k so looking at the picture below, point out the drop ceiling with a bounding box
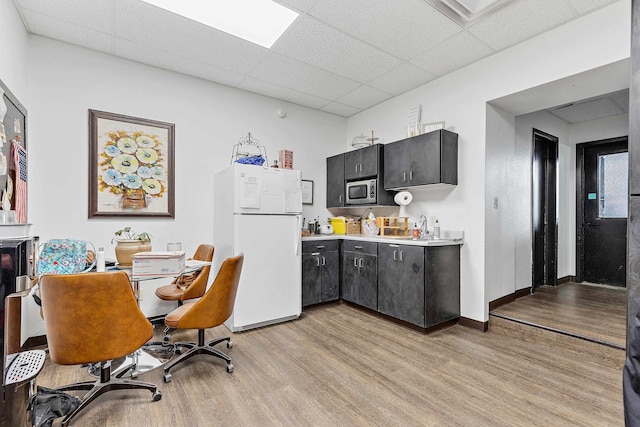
[12,0,622,117]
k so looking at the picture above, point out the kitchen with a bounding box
[0,0,629,334]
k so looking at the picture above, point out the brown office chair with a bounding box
[39,271,162,427]
[155,244,214,306]
[154,244,214,341]
[162,253,243,383]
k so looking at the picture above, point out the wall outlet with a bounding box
[493,197,499,209]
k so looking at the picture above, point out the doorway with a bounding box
[531,129,558,293]
[576,137,628,287]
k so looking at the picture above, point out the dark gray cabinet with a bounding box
[344,144,381,180]
[326,154,345,207]
[378,244,426,327]
[302,240,340,307]
[377,243,460,328]
[341,240,377,310]
[384,129,458,190]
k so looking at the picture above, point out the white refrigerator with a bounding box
[214,163,302,332]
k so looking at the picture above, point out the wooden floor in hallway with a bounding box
[37,302,622,426]
[490,281,626,348]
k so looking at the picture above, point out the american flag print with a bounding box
[10,142,26,223]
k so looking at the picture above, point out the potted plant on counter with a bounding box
[112,226,152,267]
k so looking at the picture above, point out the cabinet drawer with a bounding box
[303,240,340,254]
[342,240,377,255]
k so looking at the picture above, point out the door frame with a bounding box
[575,136,628,283]
[531,128,559,293]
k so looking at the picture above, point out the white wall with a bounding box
[345,0,631,322]
[26,36,346,316]
[0,0,29,101]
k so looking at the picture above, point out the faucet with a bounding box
[419,215,428,239]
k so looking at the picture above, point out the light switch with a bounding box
[493,197,499,209]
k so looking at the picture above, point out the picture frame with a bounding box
[88,109,175,218]
[301,179,313,205]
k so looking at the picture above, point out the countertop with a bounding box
[302,230,464,247]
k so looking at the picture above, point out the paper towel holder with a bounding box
[394,191,413,218]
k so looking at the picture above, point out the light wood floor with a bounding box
[491,282,627,348]
[38,303,623,426]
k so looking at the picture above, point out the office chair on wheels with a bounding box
[154,244,214,341]
[39,271,162,426]
[162,253,243,383]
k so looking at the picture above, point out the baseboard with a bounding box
[458,316,488,332]
[557,275,576,284]
[488,287,531,311]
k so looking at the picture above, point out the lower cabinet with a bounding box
[378,244,425,327]
[302,240,340,307]
[378,244,460,328]
[302,238,461,329]
[341,240,378,310]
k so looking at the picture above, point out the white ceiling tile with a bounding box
[16,0,113,33]
[249,52,360,99]
[20,9,113,54]
[114,38,246,87]
[273,0,320,13]
[367,63,436,95]
[309,0,462,59]
[411,31,494,76]
[467,0,578,51]
[272,15,402,82]
[549,97,624,123]
[320,102,361,117]
[567,0,618,14]
[238,77,331,109]
[114,0,268,75]
[336,85,393,110]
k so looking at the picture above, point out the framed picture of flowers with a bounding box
[88,110,175,218]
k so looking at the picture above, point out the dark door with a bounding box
[578,138,628,287]
[532,129,558,291]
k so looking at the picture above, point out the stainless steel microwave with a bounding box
[346,179,377,205]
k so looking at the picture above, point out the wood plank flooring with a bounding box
[491,282,626,348]
[37,303,623,426]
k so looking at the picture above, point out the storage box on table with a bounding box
[131,251,186,278]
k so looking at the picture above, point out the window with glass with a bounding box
[598,152,628,218]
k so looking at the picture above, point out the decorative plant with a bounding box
[112,226,152,243]
[99,130,167,207]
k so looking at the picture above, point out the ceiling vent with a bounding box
[424,0,514,27]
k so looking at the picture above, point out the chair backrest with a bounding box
[39,271,153,365]
[176,253,244,330]
[180,244,214,301]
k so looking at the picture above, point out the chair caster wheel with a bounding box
[153,390,162,401]
[163,335,171,342]
[227,340,233,349]
[163,373,172,383]
[226,364,234,373]
[131,372,138,379]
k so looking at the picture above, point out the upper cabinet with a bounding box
[384,130,458,190]
[344,144,382,180]
[326,153,345,208]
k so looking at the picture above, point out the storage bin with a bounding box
[346,219,361,234]
[330,217,346,234]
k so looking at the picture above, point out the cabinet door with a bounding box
[383,139,410,189]
[378,244,425,327]
[408,132,441,186]
[320,251,340,302]
[341,251,377,310]
[302,253,321,306]
[344,145,379,180]
[327,154,345,207]
[425,245,460,327]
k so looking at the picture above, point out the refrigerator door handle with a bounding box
[295,215,302,255]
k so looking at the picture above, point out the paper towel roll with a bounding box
[394,191,413,206]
